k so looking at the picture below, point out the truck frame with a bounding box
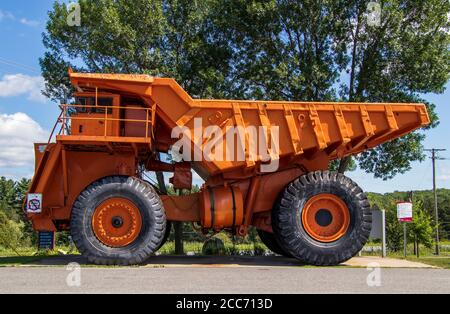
[25,71,430,265]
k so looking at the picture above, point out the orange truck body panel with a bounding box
[67,72,430,177]
[26,72,430,233]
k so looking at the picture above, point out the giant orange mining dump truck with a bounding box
[25,71,430,265]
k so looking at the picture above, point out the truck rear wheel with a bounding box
[272,171,372,266]
[257,229,291,257]
[71,176,167,265]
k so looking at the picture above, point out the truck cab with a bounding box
[71,92,120,137]
[69,92,151,138]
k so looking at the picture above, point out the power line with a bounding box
[0,57,40,74]
[424,148,447,256]
[414,160,432,191]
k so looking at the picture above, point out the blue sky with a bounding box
[0,0,448,193]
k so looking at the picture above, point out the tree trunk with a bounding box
[338,156,351,174]
[348,8,362,103]
[155,153,168,195]
[338,10,362,175]
[413,235,417,256]
[156,171,167,195]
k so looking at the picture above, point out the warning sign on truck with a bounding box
[27,194,42,214]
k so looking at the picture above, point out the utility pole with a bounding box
[424,148,447,256]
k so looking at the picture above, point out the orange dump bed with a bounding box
[68,72,430,176]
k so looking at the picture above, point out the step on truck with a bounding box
[25,71,430,265]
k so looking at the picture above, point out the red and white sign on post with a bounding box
[27,193,42,214]
[397,202,413,223]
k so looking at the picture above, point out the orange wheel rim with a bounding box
[301,194,350,243]
[92,198,142,248]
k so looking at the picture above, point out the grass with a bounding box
[158,241,204,255]
[0,246,78,267]
[359,246,450,269]
[362,241,450,256]
[406,257,450,269]
[360,242,450,268]
[158,241,261,255]
[0,242,265,266]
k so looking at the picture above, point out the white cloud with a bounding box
[0,74,47,103]
[19,18,39,27]
[0,171,34,181]
[0,11,40,27]
[0,10,15,22]
[0,112,48,168]
[438,166,450,181]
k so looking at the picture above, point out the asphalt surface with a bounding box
[0,256,449,294]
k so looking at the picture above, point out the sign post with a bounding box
[403,224,407,258]
[381,209,386,258]
[397,202,413,258]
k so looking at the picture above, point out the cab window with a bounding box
[75,97,113,114]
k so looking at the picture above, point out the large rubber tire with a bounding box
[142,179,172,251]
[257,229,291,257]
[71,176,167,265]
[156,221,172,251]
[272,171,372,266]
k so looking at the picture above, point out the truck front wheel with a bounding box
[272,171,372,266]
[257,229,291,257]
[71,176,167,265]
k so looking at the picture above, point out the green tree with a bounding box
[40,0,231,101]
[386,189,450,240]
[209,0,350,100]
[380,198,404,252]
[0,177,17,219]
[0,211,24,254]
[0,177,33,247]
[368,192,407,252]
[340,0,448,178]
[213,0,448,178]
[408,199,434,257]
[420,189,450,240]
[368,190,445,253]
[41,0,450,180]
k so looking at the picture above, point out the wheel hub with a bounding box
[111,216,124,228]
[301,194,350,243]
[315,209,333,227]
[92,198,142,248]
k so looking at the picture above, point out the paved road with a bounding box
[27,254,439,268]
[0,266,449,294]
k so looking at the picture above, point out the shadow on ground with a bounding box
[1,254,439,268]
[2,254,313,267]
[0,256,46,266]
